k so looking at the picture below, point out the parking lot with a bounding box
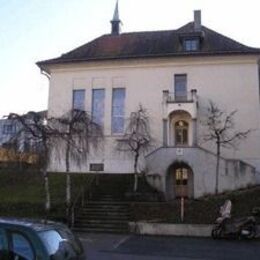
[79,233,260,260]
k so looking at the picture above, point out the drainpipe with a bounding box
[163,119,168,147]
[192,119,198,146]
[40,69,50,117]
[40,69,50,80]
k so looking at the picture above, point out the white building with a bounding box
[37,8,260,199]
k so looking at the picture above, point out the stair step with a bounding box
[77,215,130,220]
[77,213,130,218]
[73,191,131,233]
[76,219,129,224]
[73,227,129,233]
[87,201,130,205]
[82,204,129,208]
[78,207,129,212]
[80,210,129,213]
[74,223,128,229]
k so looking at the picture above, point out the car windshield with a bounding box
[38,228,83,259]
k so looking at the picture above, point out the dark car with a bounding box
[0,217,85,260]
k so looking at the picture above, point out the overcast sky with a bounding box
[1,0,260,117]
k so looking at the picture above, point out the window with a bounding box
[11,232,35,260]
[175,120,188,145]
[0,229,4,251]
[72,89,85,110]
[174,74,187,101]
[175,168,188,185]
[184,39,199,51]
[3,124,16,135]
[112,88,125,134]
[92,89,105,126]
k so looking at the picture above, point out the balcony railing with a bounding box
[163,89,198,103]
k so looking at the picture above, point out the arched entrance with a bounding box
[175,120,189,145]
[168,162,194,199]
[168,110,193,147]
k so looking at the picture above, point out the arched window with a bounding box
[175,120,188,145]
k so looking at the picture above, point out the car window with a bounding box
[0,229,6,257]
[11,232,35,260]
[0,229,4,250]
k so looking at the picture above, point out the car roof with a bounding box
[0,217,66,232]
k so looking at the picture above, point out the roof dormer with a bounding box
[179,10,204,52]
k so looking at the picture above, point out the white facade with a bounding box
[39,12,260,199]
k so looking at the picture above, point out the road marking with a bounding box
[113,235,131,249]
[79,237,94,242]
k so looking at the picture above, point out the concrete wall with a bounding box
[146,147,256,198]
[129,222,213,237]
[46,55,260,176]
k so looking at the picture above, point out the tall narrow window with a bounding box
[92,89,105,126]
[175,120,188,145]
[174,74,187,101]
[112,88,125,134]
[72,89,85,110]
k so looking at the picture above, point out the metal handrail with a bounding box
[70,175,95,227]
[163,89,198,103]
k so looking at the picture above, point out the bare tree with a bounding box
[55,109,103,212]
[116,105,153,192]
[202,101,251,194]
[8,111,57,212]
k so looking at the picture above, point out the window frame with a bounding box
[2,124,16,135]
[111,88,126,135]
[175,120,189,146]
[7,230,36,260]
[175,168,188,185]
[174,74,187,101]
[72,89,85,111]
[91,88,105,127]
[0,228,7,253]
[183,38,199,51]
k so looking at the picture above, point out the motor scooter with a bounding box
[211,200,257,239]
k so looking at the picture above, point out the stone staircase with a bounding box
[72,174,163,233]
[73,195,131,233]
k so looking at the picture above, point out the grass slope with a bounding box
[131,186,260,224]
[0,170,93,221]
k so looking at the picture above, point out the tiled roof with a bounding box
[37,22,260,69]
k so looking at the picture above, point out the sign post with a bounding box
[181,197,185,222]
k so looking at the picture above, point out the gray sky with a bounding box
[1,0,260,117]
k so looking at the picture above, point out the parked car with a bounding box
[0,217,85,259]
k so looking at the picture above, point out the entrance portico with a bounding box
[166,161,194,199]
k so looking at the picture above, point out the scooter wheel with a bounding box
[211,227,222,239]
[247,226,256,239]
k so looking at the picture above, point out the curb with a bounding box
[129,222,260,237]
[129,222,213,237]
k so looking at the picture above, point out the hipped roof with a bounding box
[37,22,260,71]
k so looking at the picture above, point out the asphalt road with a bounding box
[79,233,260,260]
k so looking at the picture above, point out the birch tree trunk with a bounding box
[133,153,139,192]
[215,139,220,195]
[42,168,51,212]
[65,141,71,206]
